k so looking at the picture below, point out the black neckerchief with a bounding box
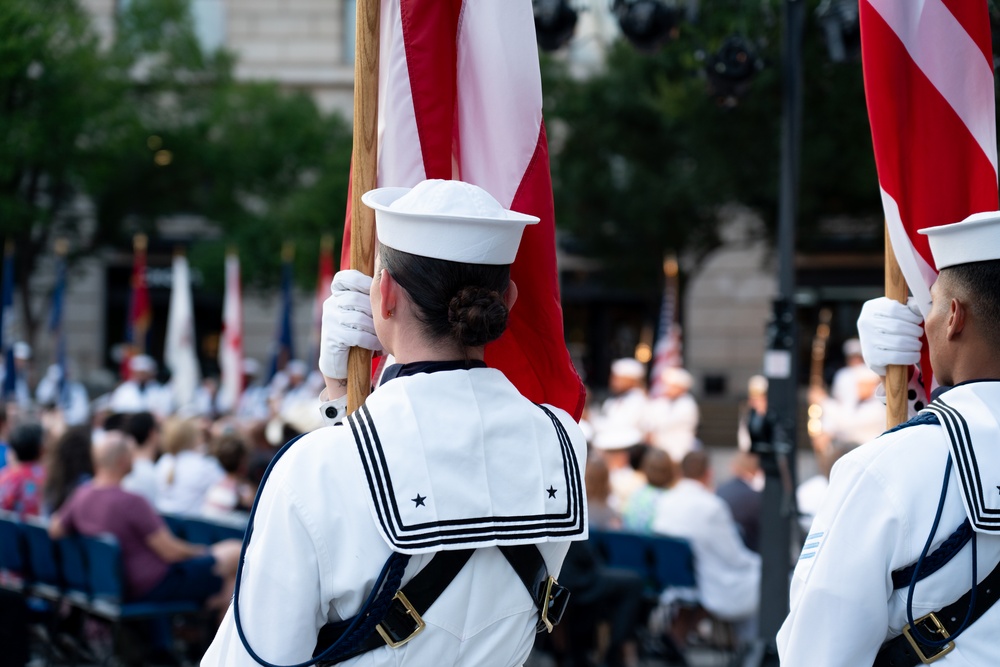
[378,359,488,386]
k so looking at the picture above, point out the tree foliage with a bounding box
[544,0,883,291]
[0,0,352,345]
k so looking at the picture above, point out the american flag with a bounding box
[649,256,682,398]
[122,234,152,379]
[339,0,585,419]
[860,0,998,393]
[218,250,243,413]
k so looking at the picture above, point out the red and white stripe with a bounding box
[218,251,243,413]
[860,0,998,391]
[342,0,586,419]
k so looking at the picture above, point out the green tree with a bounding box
[544,0,882,291]
[0,0,353,348]
[0,0,120,340]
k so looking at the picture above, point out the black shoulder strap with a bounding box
[313,549,473,665]
[875,554,1000,667]
[313,543,568,664]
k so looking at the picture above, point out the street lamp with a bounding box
[533,0,579,51]
[705,35,764,104]
[612,0,681,53]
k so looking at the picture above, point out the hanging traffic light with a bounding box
[705,35,764,104]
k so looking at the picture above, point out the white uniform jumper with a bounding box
[778,380,1000,665]
[203,363,588,667]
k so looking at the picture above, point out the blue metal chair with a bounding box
[648,534,697,590]
[0,510,27,592]
[21,517,63,601]
[80,534,201,620]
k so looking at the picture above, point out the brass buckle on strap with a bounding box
[376,591,426,648]
[901,613,955,664]
[540,576,557,633]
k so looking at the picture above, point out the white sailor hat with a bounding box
[593,425,644,451]
[661,367,693,390]
[361,179,539,265]
[12,342,31,360]
[919,211,1000,270]
[610,358,645,380]
[129,354,157,373]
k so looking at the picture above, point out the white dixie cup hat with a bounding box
[361,179,540,265]
[919,211,1000,269]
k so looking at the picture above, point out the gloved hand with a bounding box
[856,297,924,376]
[318,270,382,379]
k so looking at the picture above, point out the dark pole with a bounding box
[744,0,804,665]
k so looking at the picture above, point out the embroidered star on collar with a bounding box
[547,486,557,499]
[412,494,426,507]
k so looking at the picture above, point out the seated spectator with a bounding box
[154,417,224,515]
[592,426,647,512]
[49,430,241,610]
[585,456,622,530]
[43,424,93,515]
[716,451,763,552]
[0,422,46,517]
[652,451,760,630]
[121,411,160,504]
[622,448,676,533]
[556,540,644,667]
[202,434,253,517]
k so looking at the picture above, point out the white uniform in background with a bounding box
[778,382,1000,665]
[645,392,700,461]
[651,478,760,620]
[597,387,649,433]
[203,367,588,667]
[154,450,225,516]
[108,379,173,417]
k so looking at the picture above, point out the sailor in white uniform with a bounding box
[778,211,1000,666]
[203,180,588,667]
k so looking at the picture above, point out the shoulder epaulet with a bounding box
[881,411,940,437]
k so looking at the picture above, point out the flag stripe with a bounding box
[345,0,585,418]
[399,0,459,180]
[938,0,994,67]
[860,0,998,395]
[867,0,997,174]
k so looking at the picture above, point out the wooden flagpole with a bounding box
[884,226,909,428]
[347,0,381,413]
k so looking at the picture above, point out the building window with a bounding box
[191,0,226,54]
[344,0,356,64]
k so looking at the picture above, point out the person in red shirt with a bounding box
[0,422,46,517]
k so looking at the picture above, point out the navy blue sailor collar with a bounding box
[378,359,488,386]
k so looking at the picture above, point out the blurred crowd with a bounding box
[0,345,331,524]
[0,342,886,666]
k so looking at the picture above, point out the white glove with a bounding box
[856,297,924,376]
[318,270,382,379]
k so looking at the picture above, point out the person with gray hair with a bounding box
[50,430,240,620]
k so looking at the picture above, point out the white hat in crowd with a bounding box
[129,354,157,374]
[13,342,31,360]
[920,211,1000,269]
[362,179,539,265]
[592,425,644,451]
[610,358,645,380]
[661,367,693,390]
[748,374,768,396]
[242,358,261,377]
[843,338,862,358]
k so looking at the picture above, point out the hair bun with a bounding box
[448,287,508,347]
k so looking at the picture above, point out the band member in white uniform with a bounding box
[778,211,1000,666]
[203,179,588,667]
